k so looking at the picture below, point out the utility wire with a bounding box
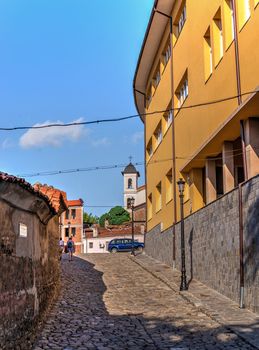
[17,148,249,178]
[0,90,257,131]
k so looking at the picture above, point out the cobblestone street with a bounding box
[33,254,257,350]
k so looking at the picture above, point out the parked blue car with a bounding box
[108,238,144,253]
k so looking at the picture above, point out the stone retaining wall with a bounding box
[0,184,60,349]
[145,175,259,313]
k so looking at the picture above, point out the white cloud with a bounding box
[91,137,110,147]
[132,131,144,144]
[19,118,86,149]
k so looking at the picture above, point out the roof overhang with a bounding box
[133,0,175,122]
[180,89,259,172]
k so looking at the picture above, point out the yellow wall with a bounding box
[143,0,259,232]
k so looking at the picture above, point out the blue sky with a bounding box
[0,0,153,216]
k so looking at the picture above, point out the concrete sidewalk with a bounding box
[130,253,259,349]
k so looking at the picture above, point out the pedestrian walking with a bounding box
[67,236,75,262]
[59,237,64,260]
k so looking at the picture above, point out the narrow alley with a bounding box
[33,254,256,350]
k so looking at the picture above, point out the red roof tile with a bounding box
[0,173,57,214]
[67,199,84,207]
[33,183,67,214]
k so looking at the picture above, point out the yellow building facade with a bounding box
[134,0,259,232]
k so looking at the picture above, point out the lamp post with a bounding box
[177,178,188,291]
[68,221,71,238]
[130,197,135,256]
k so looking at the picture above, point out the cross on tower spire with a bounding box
[129,155,133,163]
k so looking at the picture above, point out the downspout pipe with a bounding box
[154,7,177,269]
[238,183,245,309]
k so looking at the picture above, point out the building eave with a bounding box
[133,0,175,122]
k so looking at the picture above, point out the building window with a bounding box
[166,170,173,203]
[89,242,93,249]
[154,122,162,148]
[65,228,69,237]
[216,166,224,197]
[237,0,251,29]
[204,27,213,81]
[71,209,76,219]
[128,178,133,189]
[153,64,161,89]
[224,0,235,49]
[71,227,76,236]
[174,2,186,40]
[162,40,171,69]
[213,9,224,67]
[163,110,173,133]
[155,182,162,212]
[65,210,69,220]
[176,74,188,108]
[147,193,152,220]
[146,138,153,158]
[146,85,152,107]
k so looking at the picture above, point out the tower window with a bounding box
[128,178,133,189]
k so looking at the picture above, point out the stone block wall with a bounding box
[0,199,60,349]
[145,174,259,313]
[243,176,259,313]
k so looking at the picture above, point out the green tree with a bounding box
[99,206,130,227]
[83,212,99,224]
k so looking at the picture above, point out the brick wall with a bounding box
[0,187,60,349]
[145,175,259,313]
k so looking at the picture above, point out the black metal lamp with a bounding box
[177,178,188,291]
[130,197,135,256]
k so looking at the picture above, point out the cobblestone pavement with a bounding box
[33,254,257,350]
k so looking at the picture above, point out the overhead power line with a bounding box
[0,90,257,131]
[17,148,249,178]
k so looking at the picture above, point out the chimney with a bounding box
[104,219,109,229]
[92,225,98,238]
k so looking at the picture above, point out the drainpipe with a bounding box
[154,7,177,269]
[232,0,242,105]
[238,183,245,308]
[133,88,147,249]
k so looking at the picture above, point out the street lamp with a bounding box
[130,197,135,256]
[68,221,71,238]
[177,178,188,291]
